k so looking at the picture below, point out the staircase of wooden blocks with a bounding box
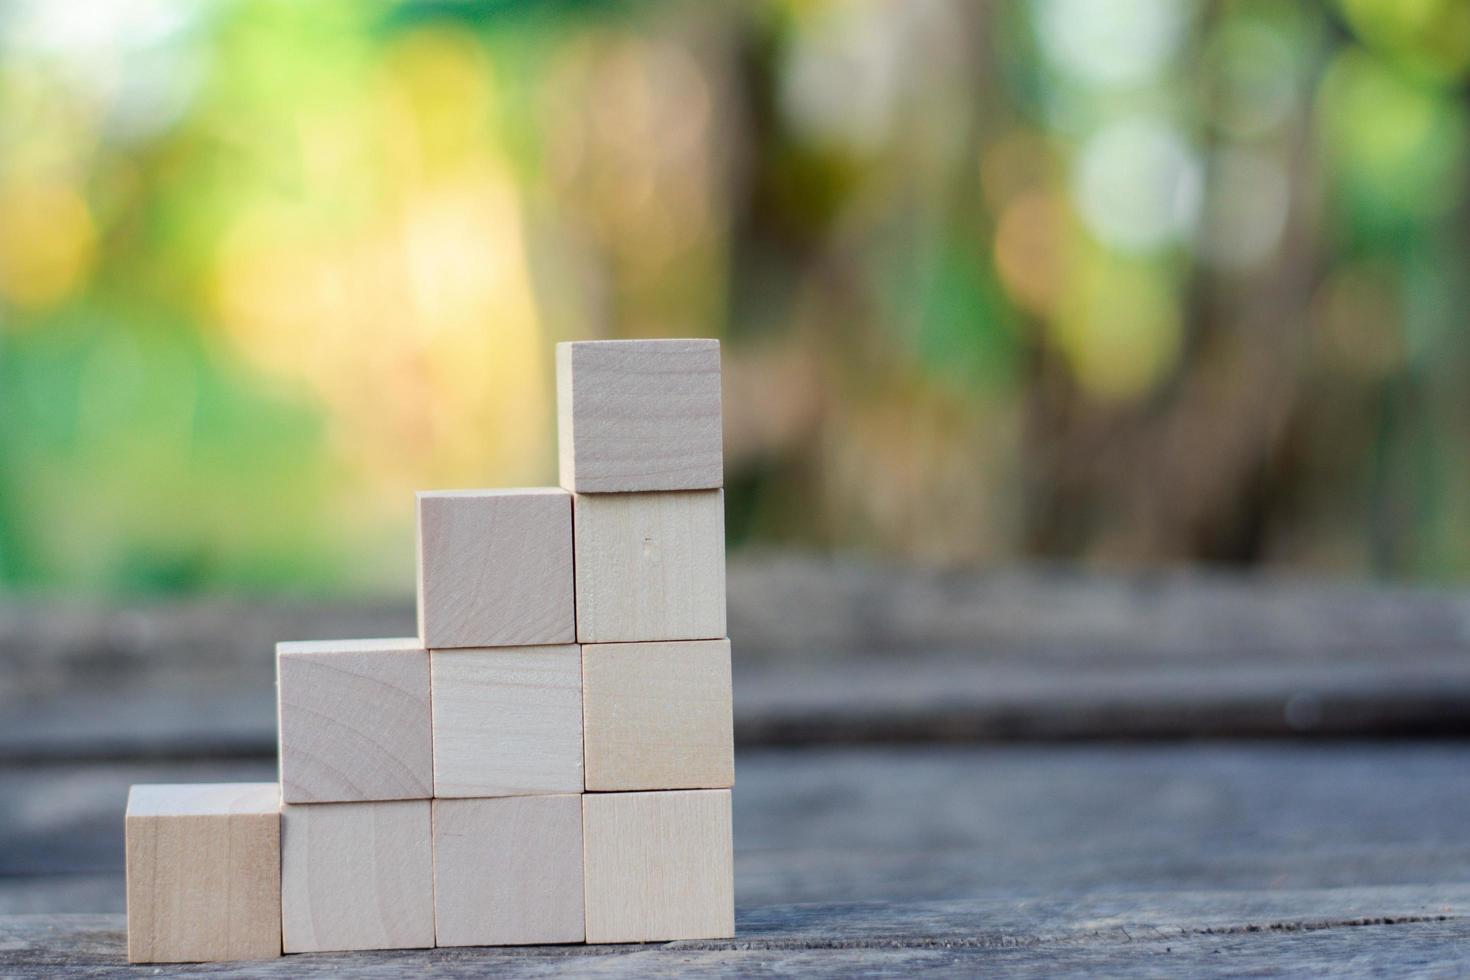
[123,339,733,963]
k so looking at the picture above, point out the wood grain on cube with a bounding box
[125,783,281,963]
[557,338,723,493]
[433,795,585,947]
[416,488,574,649]
[583,639,734,791]
[280,800,434,953]
[583,789,734,943]
[276,638,431,804]
[573,490,726,644]
[430,645,583,798]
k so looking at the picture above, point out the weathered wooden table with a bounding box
[5,558,1470,975]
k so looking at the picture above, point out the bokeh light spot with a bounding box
[1055,254,1181,400]
[1317,49,1469,222]
[1074,116,1201,253]
[1338,0,1470,83]
[994,190,1071,317]
[1035,0,1194,87]
[0,180,97,311]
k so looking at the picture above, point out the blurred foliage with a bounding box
[0,0,1467,594]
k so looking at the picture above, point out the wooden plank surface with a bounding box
[6,563,1470,971]
[9,894,1470,977]
[14,745,1470,908]
[6,744,1470,973]
[7,557,1470,761]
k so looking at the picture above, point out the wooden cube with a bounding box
[431,645,583,798]
[276,638,431,803]
[573,490,726,643]
[433,795,585,947]
[557,338,723,493]
[582,789,734,943]
[280,799,434,953]
[416,488,575,649]
[125,783,281,963]
[583,639,734,792]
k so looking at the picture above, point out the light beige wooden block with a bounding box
[276,638,431,804]
[125,783,281,963]
[416,488,575,649]
[557,338,723,493]
[433,795,585,947]
[280,799,434,953]
[582,789,734,943]
[431,645,583,798]
[583,639,734,791]
[573,490,726,643]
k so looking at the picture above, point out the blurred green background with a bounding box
[1,0,1467,595]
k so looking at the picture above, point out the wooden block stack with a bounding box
[560,339,733,944]
[124,339,734,963]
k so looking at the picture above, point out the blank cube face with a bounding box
[573,490,726,644]
[125,783,281,963]
[276,639,431,804]
[433,796,585,947]
[431,645,583,798]
[583,639,734,792]
[557,339,723,493]
[280,800,435,953]
[416,488,575,649]
[583,789,734,944]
